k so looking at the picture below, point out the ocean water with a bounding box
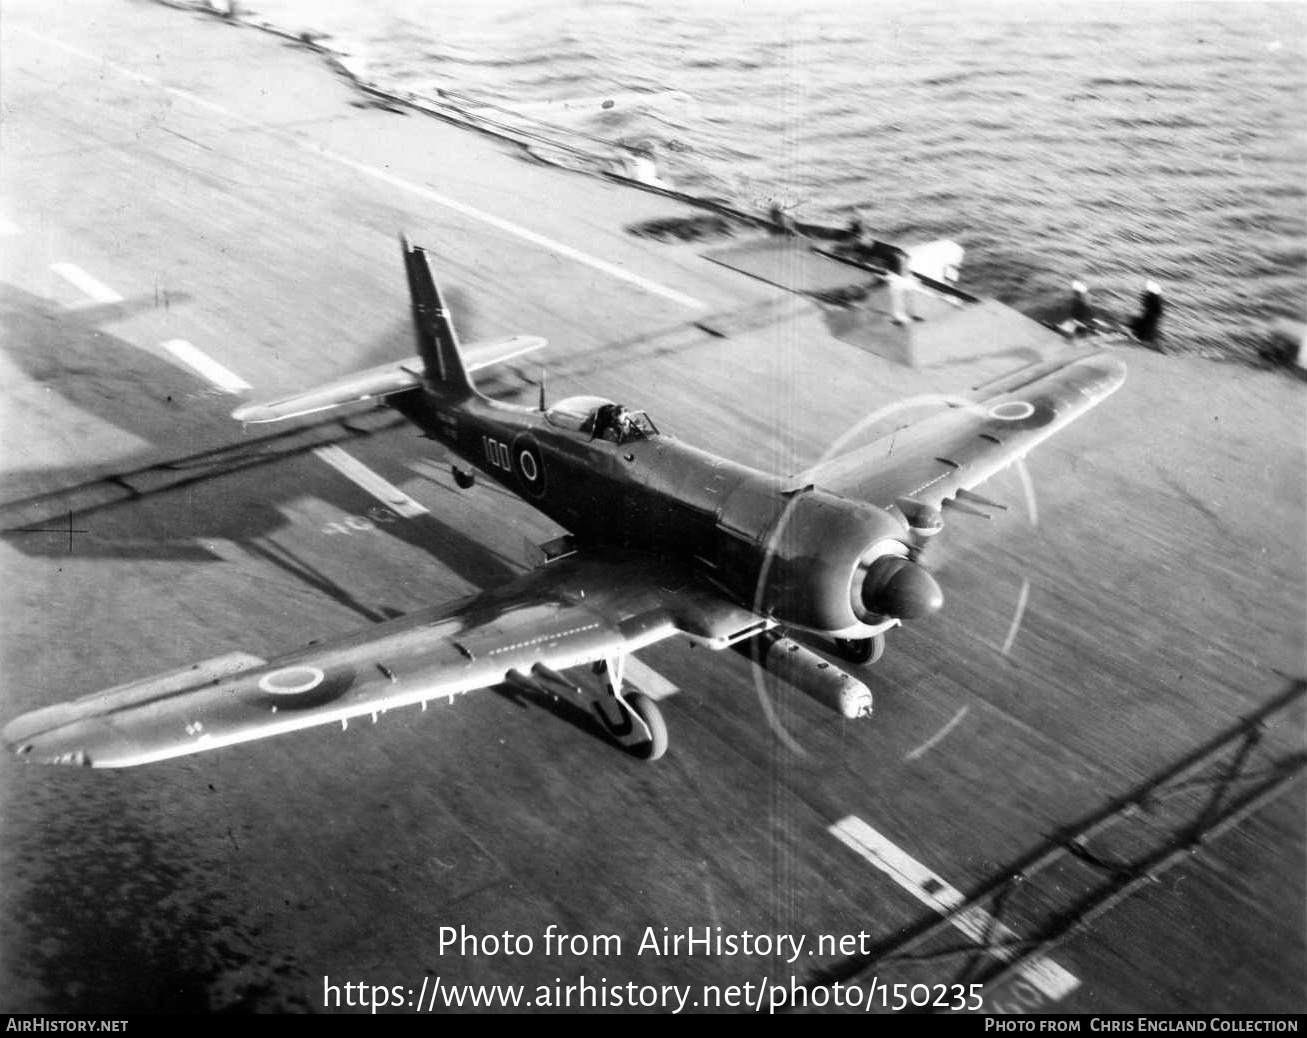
[231,0,1305,363]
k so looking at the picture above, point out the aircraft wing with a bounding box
[793,350,1126,515]
[231,335,546,424]
[2,550,763,768]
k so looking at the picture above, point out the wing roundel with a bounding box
[2,552,760,768]
[794,350,1126,514]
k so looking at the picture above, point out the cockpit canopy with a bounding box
[544,395,658,444]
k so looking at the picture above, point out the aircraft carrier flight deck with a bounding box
[0,0,1303,1016]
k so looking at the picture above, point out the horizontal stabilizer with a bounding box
[232,336,545,424]
[464,334,548,373]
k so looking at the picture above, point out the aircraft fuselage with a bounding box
[389,388,917,639]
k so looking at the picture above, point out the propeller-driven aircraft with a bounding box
[4,239,1126,768]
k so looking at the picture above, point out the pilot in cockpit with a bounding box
[592,403,634,444]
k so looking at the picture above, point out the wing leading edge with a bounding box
[2,551,762,768]
[794,350,1126,513]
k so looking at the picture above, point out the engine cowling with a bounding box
[715,484,944,634]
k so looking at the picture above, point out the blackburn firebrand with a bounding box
[3,239,1126,767]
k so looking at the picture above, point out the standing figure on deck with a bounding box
[844,209,866,242]
[619,144,667,189]
[886,246,924,325]
[1059,279,1095,337]
[768,203,797,236]
[1130,280,1165,344]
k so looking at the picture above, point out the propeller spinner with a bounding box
[861,554,944,619]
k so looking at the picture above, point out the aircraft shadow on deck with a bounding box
[0,280,538,612]
[0,436,527,615]
[0,281,208,461]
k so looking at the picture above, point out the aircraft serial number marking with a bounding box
[482,435,512,472]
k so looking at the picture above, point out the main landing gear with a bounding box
[625,692,668,761]
[592,658,668,761]
[833,633,886,665]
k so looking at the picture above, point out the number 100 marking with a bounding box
[482,435,511,471]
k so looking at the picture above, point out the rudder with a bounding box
[402,237,474,396]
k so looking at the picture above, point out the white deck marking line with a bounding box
[161,339,252,393]
[624,656,680,701]
[51,262,123,304]
[21,28,707,312]
[313,445,429,519]
[999,578,1031,656]
[829,816,1081,1003]
[903,705,969,762]
[154,332,428,522]
[319,151,706,311]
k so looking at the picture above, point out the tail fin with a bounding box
[402,237,474,397]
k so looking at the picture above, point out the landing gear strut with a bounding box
[592,657,667,761]
[834,633,885,665]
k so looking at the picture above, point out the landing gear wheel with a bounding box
[453,466,476,490]
[626,691,668,762]
[835,633,885,665]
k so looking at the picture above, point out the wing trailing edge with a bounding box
[2,552,759,768]
[796,350,1127,512]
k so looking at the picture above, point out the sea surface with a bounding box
[225,0,1304,362]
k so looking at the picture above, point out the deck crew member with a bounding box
[844,209,866,241]
[887,246,924,325]
[620,144,667,188]
[1130,280,1165,343]
[768,203,797,236]
[1059,279,1094,336]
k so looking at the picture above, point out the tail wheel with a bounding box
[834,633,885,665]
[627,691,668,762]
